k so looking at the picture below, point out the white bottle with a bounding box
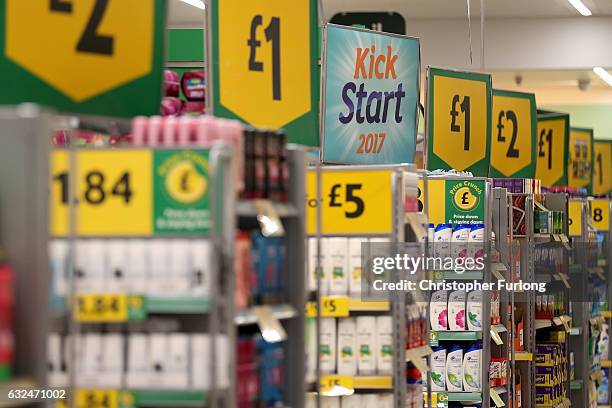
[430,346,446,391]
[326,238,349,295]
[375,316,393,374]
[348,238,365,298]
[466,291,483,331]
[319,318,336,373]
[337,318,357,375]
[448,290,466,331]
[430,290,448,331]
[463,345,482,392]
[446,345,464,391]
[356,316,376,374]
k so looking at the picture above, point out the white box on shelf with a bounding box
[148,240,170,296]
[102,334,124,388]
[148,333,169,388]
[107,240,128,293]
[126,334,149,389]
[75,240,106,293]
[167,333,189,389]
[47,333,66,387]
[168,239,191,295]
[337,318,357,375]
[190,239,211,297]
[126,240,148,294]
[49,240,68,297]
[77,333,104,387]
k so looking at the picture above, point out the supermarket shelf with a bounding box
[514,351,533,361]
[129,389,207,407]
[234,304,297,326]
[431,331,483,341]
[236,200,299,218]
[353,376,392,389]
[570,379,583,390]
[447,392,482,402]
[602,360,612,368]
[348,299,390,312]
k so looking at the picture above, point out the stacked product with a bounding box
[492,178,541,195]
[0,265,12,381]
[47,331,229,390]
[429,344,483,393]
[161,69,206,116]
[430,290,483,332]
[428,223,485,262]
[535,343,568,407]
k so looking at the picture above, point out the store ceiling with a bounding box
[168,0,612,26]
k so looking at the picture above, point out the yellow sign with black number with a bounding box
[590,199,610,232]
[306,296,350,317]
[320,375,354,396]
[568,128,593,190]
[75,389,119,408]
[74,294,128,323]
[535,115,568,187]
[6,1,154,102]
[306,169,393,235]
[50,150,153,236]
[215,0,312,129]
[427,68,491,176]
[568,200,583,237]
[490,90,537,178]
[593,141,612,195]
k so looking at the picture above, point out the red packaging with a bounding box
[0,266,14,368]
[164,70,180,97]
[181,70,205,101]
[234,232,252,310]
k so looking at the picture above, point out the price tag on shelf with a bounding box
[424,392,448,408]
[535,113,569,187]
[490,328,503,346]
[210,0,318,146]
[590,199,610,232]
[426,67,492,176]
[568,200,583,237]
[490,90,537,178]
[75,389,119,408]
[593,140,612,195]
[568,128,593,191]
[306,169,393,235]
[429,331,439,347]
[319,375,354,396]
[306,296,349,318]
[74,294,145,323]
[251,305,287,343]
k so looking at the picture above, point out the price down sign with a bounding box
[210,0,318,146]
[426,68,492,176]
[535,113,569,187]
[568,128,594,193]
[306,169,394,235]
[490,90,537,178]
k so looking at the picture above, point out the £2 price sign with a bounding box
[568,128,594,193]
[426,68,492,176]
[321,24,420,164]
[490,90,537,178]
[306,169,393,235]
[535,113,569,187]
[2,0,165,117]
[210,0,318,146]
[593,140,612,195]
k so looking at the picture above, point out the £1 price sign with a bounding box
[306,169,394,235]
[490,90,537,178]
[321,24,420,165]
[568,128,594,193]
[426,68,492,176]
[593,140,612,195]
[535,113,569,187]
[210,0,318,146]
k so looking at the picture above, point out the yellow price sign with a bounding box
[306,296,349,317]
[490,90,537,178]
[426,67,492,176]
[535,114,569,187]
[75,389,119,408]
[568,200,583,237]
[211,0,317,145]
[590,199,610,232]
[6,1,156,103]
[593,140,612,195]
[74,294,128,323]
[306,169,393,235]
[568,128,593,191]
[320,375,354,396]
[50,150,153,236]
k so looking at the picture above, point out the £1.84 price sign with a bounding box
[306,169,394,235]
[490,90,537,178]
[535,113,569,187]
[210,0,318,146]
[426,68,492,176]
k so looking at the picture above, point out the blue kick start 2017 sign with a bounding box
[321,24,421,164]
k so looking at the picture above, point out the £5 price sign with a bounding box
[210,0,318,146]
[593,140,612,195]
[426,68,492,176]
[321,24,420,165]
[490,90,537,178]
[535,113,569,187]
[568,127,594,193]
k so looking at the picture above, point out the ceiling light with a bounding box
[180,0,205,10]
[593,67,612,86]
[567,0,592,16]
